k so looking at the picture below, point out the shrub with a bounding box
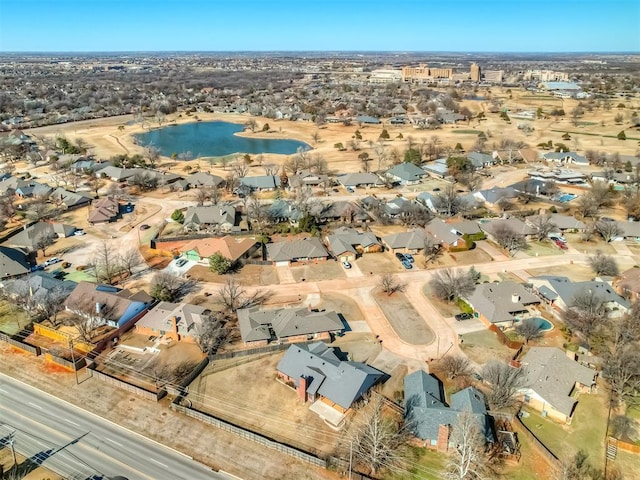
[617,130,627,140]
[456,298,474,314]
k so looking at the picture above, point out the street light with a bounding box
[8,432,17,467]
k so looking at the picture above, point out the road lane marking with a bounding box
[105,437,122,446]
[28,402,43,410]
[64,418,80,427]
[149,457,167,467]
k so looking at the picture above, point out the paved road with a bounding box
[0,373,230,480]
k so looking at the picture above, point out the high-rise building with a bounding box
[470,63,481,82]
[401,64,453,82]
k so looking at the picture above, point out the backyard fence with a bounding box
[89,366,166,402]
[209,338,330,361]
[513,413,561,468]
[44,351,86,371]
[166,357,210,397]
[611,436,640,455]
[0,330,41,356]
[170,401,327,468]
[489,324,523,350]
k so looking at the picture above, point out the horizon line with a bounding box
[1,50,639,55]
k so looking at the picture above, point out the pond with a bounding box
[135,121,311,158]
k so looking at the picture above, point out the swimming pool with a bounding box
[522,317,554,331]
[557,193,577,203]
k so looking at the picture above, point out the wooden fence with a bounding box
[611,436,640,455]
[489,324,524,350]
[90,367,166,402]
[170,401,327,468]
[513,413,560,468]
[209,338,330,361]
[166,357,210,397]
[44,352,86,371]
[0,331,41,356]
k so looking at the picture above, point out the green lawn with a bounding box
[521,391,607,469]
[452,129,482,134]
[0,300,30,335]
[524,241,564,257]
[63,269,96,283]
[389,447,447,480]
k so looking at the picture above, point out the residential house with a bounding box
[183,205,238,232]
[181,236,258,263]
[238,306,344,345]
[479,218,535,242]
[385,163,427,185]
[311,201,370,224]
[276,342,384,417]
[464,281,541,328]
[239,175,281,192]
[530,275,630,318]
[382,229,428,254]
[5,271,76,305]
[422,158,449,178]
[0,246,32,278]
[417,192,479,214]
[266,237,330,266]
[50,188,93,210]
[467,151,496,170]
[4,222,75,251]
[355,115,381,124]
[518,347,597,423]
[449,219,483,237]
[382,196,420,219]
[473,187,517,207]
[288,169,329,190]
[337,172,383,188]
[615,221,640,240]
[542,151,588,166]
[88,197,120,224]
[404,371,494,451]
[136,302,210,343]
[97,166,139,182]
[15,181,53,199]
[325,227,382,262]
[614,267,640,300]
[525,213,585,232]
[528,169,587,185]
[64,282,152,328]
[424,218,469,250]
[185,172,225,189]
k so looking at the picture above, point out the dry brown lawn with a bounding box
[187,353,344,458]
[460,329,516,365]
[315,292,365,322]
[290,260,345,282]
[356,251,404,275]
[373,288,435,345]
[0,450,64,480]
[525,262,595,281]
[188,264,280,286]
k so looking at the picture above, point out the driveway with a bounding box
[164,258,197,276]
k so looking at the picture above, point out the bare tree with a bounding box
[199,314,235,356]
[595,221,622,243]
[439,355,473,380]
[575,195,599,219]
[588,250,619,276]
[33,232,57,257]
[263,163,278,176]
[214,277,271,315]
[492,225,526,256]
[445,411,491,480]
[602,346,640,407]
[430,268,476,302]
[65,297,117,343]
[150,272,194,302]
[92,241,122,284]
[481,360,528,409]
[145,145,161,168]
[380,274,406,296]
[423,236,442,264]
[563,291,606,348]
[194,187,209,206]
[232,161,250,178]
[351,394,410,477]
[529,214,557,242]
[515,318,544,344]
[26,197,51,221]
[435,185,465,217]
[119,248,143,278]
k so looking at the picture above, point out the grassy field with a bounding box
[523,240,564,257]
[374,289,435,345]
[388,447,447,480]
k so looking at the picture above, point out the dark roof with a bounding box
[267,237,329,262]
[0,246,31,277]
[277,342,384,410]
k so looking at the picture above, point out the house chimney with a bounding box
[171,316,178,334]
[297,376,308,403]
[437,424,450,452]
[511,294,520,303]
[96,302,102,314]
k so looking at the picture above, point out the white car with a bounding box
[341,260,352,269]
[44,257,60,266]
[73,229,86,236]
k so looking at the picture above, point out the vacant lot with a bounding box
[373,289,435,345]
[422,283,460,318]
[188,264,280,285]
[187,353,343,457]
[0,300,30,335]
[357,252,404,275]
[563,233,617,255]
[460,329,515,364]
[291,260,345,282]
[526,263,595,282]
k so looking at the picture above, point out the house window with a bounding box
[160,330,165,335]
[430,439,437,446]
[524,394,531,403]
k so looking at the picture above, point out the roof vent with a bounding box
[512,294,520,303]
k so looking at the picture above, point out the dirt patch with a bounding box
[460,329,515,364]
[422,283,460,318]
[373,288,435,345]
[188,264,279,286]
[525,263,595,282]
[291,261,345,283]
[356,252,404,275]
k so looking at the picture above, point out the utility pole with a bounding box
[8,432,17,467]
[70,338,78,385]
[348,439,353,480]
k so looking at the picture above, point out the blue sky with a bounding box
[0,0,638,52]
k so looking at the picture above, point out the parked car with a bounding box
[341,260,352,269]
[401,260,413,270]
[44,257,60,266]
[346,186,355,193]
[433,187,441,192]
[548,233,566,243]
[140,224,150,230]
[61,262,72,269]
[73,229,85,236]
[395,252,406,261]
[175,258,188,267]
[554,239,568,250]
[455,313,473,321]
[30,264,45,272]
[404,253,414,263]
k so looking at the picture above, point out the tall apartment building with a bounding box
[401,64,453,82]
[524,70,569,82]
[470,63,481,82]
[369,69,403,84]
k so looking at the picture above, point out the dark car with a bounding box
[433,187,441,192]
[175,258,188,267]
[139,224,150,230]
[395,252,406,261]
[455,313,473,321]
[401,260,413,270]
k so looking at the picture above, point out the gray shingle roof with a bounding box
[184,205,236,227]
[530,276,629,311]
[137,302,210,339]
[238,306,343,342]
[465,282,540,324]
[525,213,585,231]
[337,172,382,187]
[240,175,281,190]
[480,218,535,236]
[277,342,384,410]
[5,222,71,250]
[520,347,596,417]
[267,237,329,262]
[0,246,30,277]
[404,371,494,442]
[382,229,428,250]
[475,187,517,205]
[425,218,460,246]
[326,227,380,256]
[467,151,496,168]
[386,163,426,182]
